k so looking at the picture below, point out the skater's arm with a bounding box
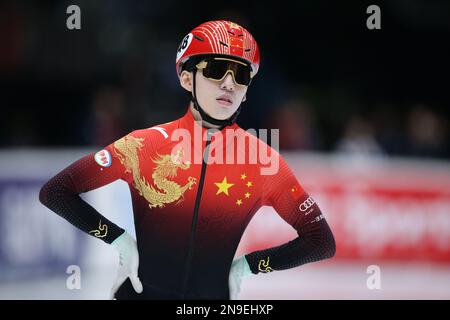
[39,134,136,243]
[245,156,336,274]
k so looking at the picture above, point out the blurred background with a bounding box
[0,0,449,299]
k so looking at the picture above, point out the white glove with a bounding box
[228,255,252,300]
[110,232,143,299]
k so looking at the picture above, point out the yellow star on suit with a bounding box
[215,177,234,196]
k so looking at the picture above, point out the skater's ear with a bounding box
[179,70,194,93]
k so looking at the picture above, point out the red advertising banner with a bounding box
[238,154,450,263]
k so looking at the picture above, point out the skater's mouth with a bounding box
[216,94,233,106]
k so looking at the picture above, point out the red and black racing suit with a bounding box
[39,107,335,299]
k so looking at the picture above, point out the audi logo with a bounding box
[299,196,315,212]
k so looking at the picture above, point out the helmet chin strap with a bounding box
[191,69,242,129]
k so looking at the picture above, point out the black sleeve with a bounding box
[251,153,336,274]
[245,214,336,274]
[39,153,125,244]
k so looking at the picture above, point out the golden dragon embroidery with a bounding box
[113,135,196,208]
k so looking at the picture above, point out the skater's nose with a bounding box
[220,73,235,91]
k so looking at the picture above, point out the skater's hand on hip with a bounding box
[228,255,252,300]
[110,232,143,299]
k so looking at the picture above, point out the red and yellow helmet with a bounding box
[176,20,260,77]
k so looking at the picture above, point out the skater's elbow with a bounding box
[319,222,336,260]
[39,173,75,208]
[39,178,59,208]
[323,230,336,259]
[310,220,336,261]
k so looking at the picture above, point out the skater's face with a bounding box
[180,61,248,121]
